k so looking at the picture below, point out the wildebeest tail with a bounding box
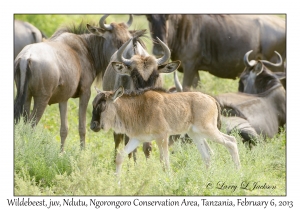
[14,58,31,124]
[215,100,222,130]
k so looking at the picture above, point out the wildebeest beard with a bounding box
[130,69,160,89]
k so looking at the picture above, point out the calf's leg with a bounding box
[155,136,170,171]
[142,142,152,159]
[187,131,212,168]
[114,132,124,160]
[116,138,140,176]
[201,128,241,169]
[114,133,137,162]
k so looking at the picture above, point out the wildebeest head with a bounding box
[111,37,181,89]
[145,14,169,57]
[86,14,133,49]
[90,87,124,132]
[83,14,146,78]
[238,50,284,94]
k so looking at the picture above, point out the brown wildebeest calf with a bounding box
[90,87,241,176]
[102,36,181,161]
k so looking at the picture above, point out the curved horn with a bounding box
[126,14,133,28]
[117,38,133,66]
[99,15,113,31]
[156,37,171,65]
[174,71,183,92]
[260,51,283,67]
[243,50,257,67]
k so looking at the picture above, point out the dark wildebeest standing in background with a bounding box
[14,20,47,59]
[145,14,286,91]
[14,15,143,151]
[101,35,180,160]
[215,50,286,146]
[90,86,240,176]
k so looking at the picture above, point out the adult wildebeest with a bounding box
[14,14,142,151]
[14,20,47,59]
[145,14,286,91]
[102,35,181,160]
[90,86,241,176]
[215,50,286,145]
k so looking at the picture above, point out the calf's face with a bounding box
[90,93,107,132]
[90,87,124,132]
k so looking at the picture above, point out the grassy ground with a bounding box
[13,14,286,196]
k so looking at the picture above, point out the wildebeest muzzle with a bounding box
[90,121,101,132]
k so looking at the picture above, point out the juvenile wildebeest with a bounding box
[90,86,241,176]
[145,14,286,91]
[14,15,142,151]
[102,35,181,160]
[14,20,47,59]
[215,50,286,145]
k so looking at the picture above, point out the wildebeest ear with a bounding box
[112,86,124,102]
[157,60,181,73]
[111,62,131,75]
[94,86,101,93]
[86,24,106,37]
[253,61,264,75]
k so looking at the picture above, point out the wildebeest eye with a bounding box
[96,102,106,112]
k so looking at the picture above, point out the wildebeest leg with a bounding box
[202,128,241,169]
[30,96,49,126]
[116,138,140,176]
[182,63,199,91]
[192,71,200,88]
[114,133,137,162]
[156,136,170,171]
[124,134,137,162]
[142,142,152,159]
[59,101,68,152]
[78,91,91,149]
[168,134,180,147]
[187,131,212,168]
[114,132,124,161]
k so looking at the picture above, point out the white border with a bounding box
[2,0,299,209]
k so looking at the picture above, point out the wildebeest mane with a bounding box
[49,20,98,40]
[131,29,148,51]
[85,34,111,79]
[122,86,167,97]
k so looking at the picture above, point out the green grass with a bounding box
[14,14,286,196]
[14,117,286,195]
